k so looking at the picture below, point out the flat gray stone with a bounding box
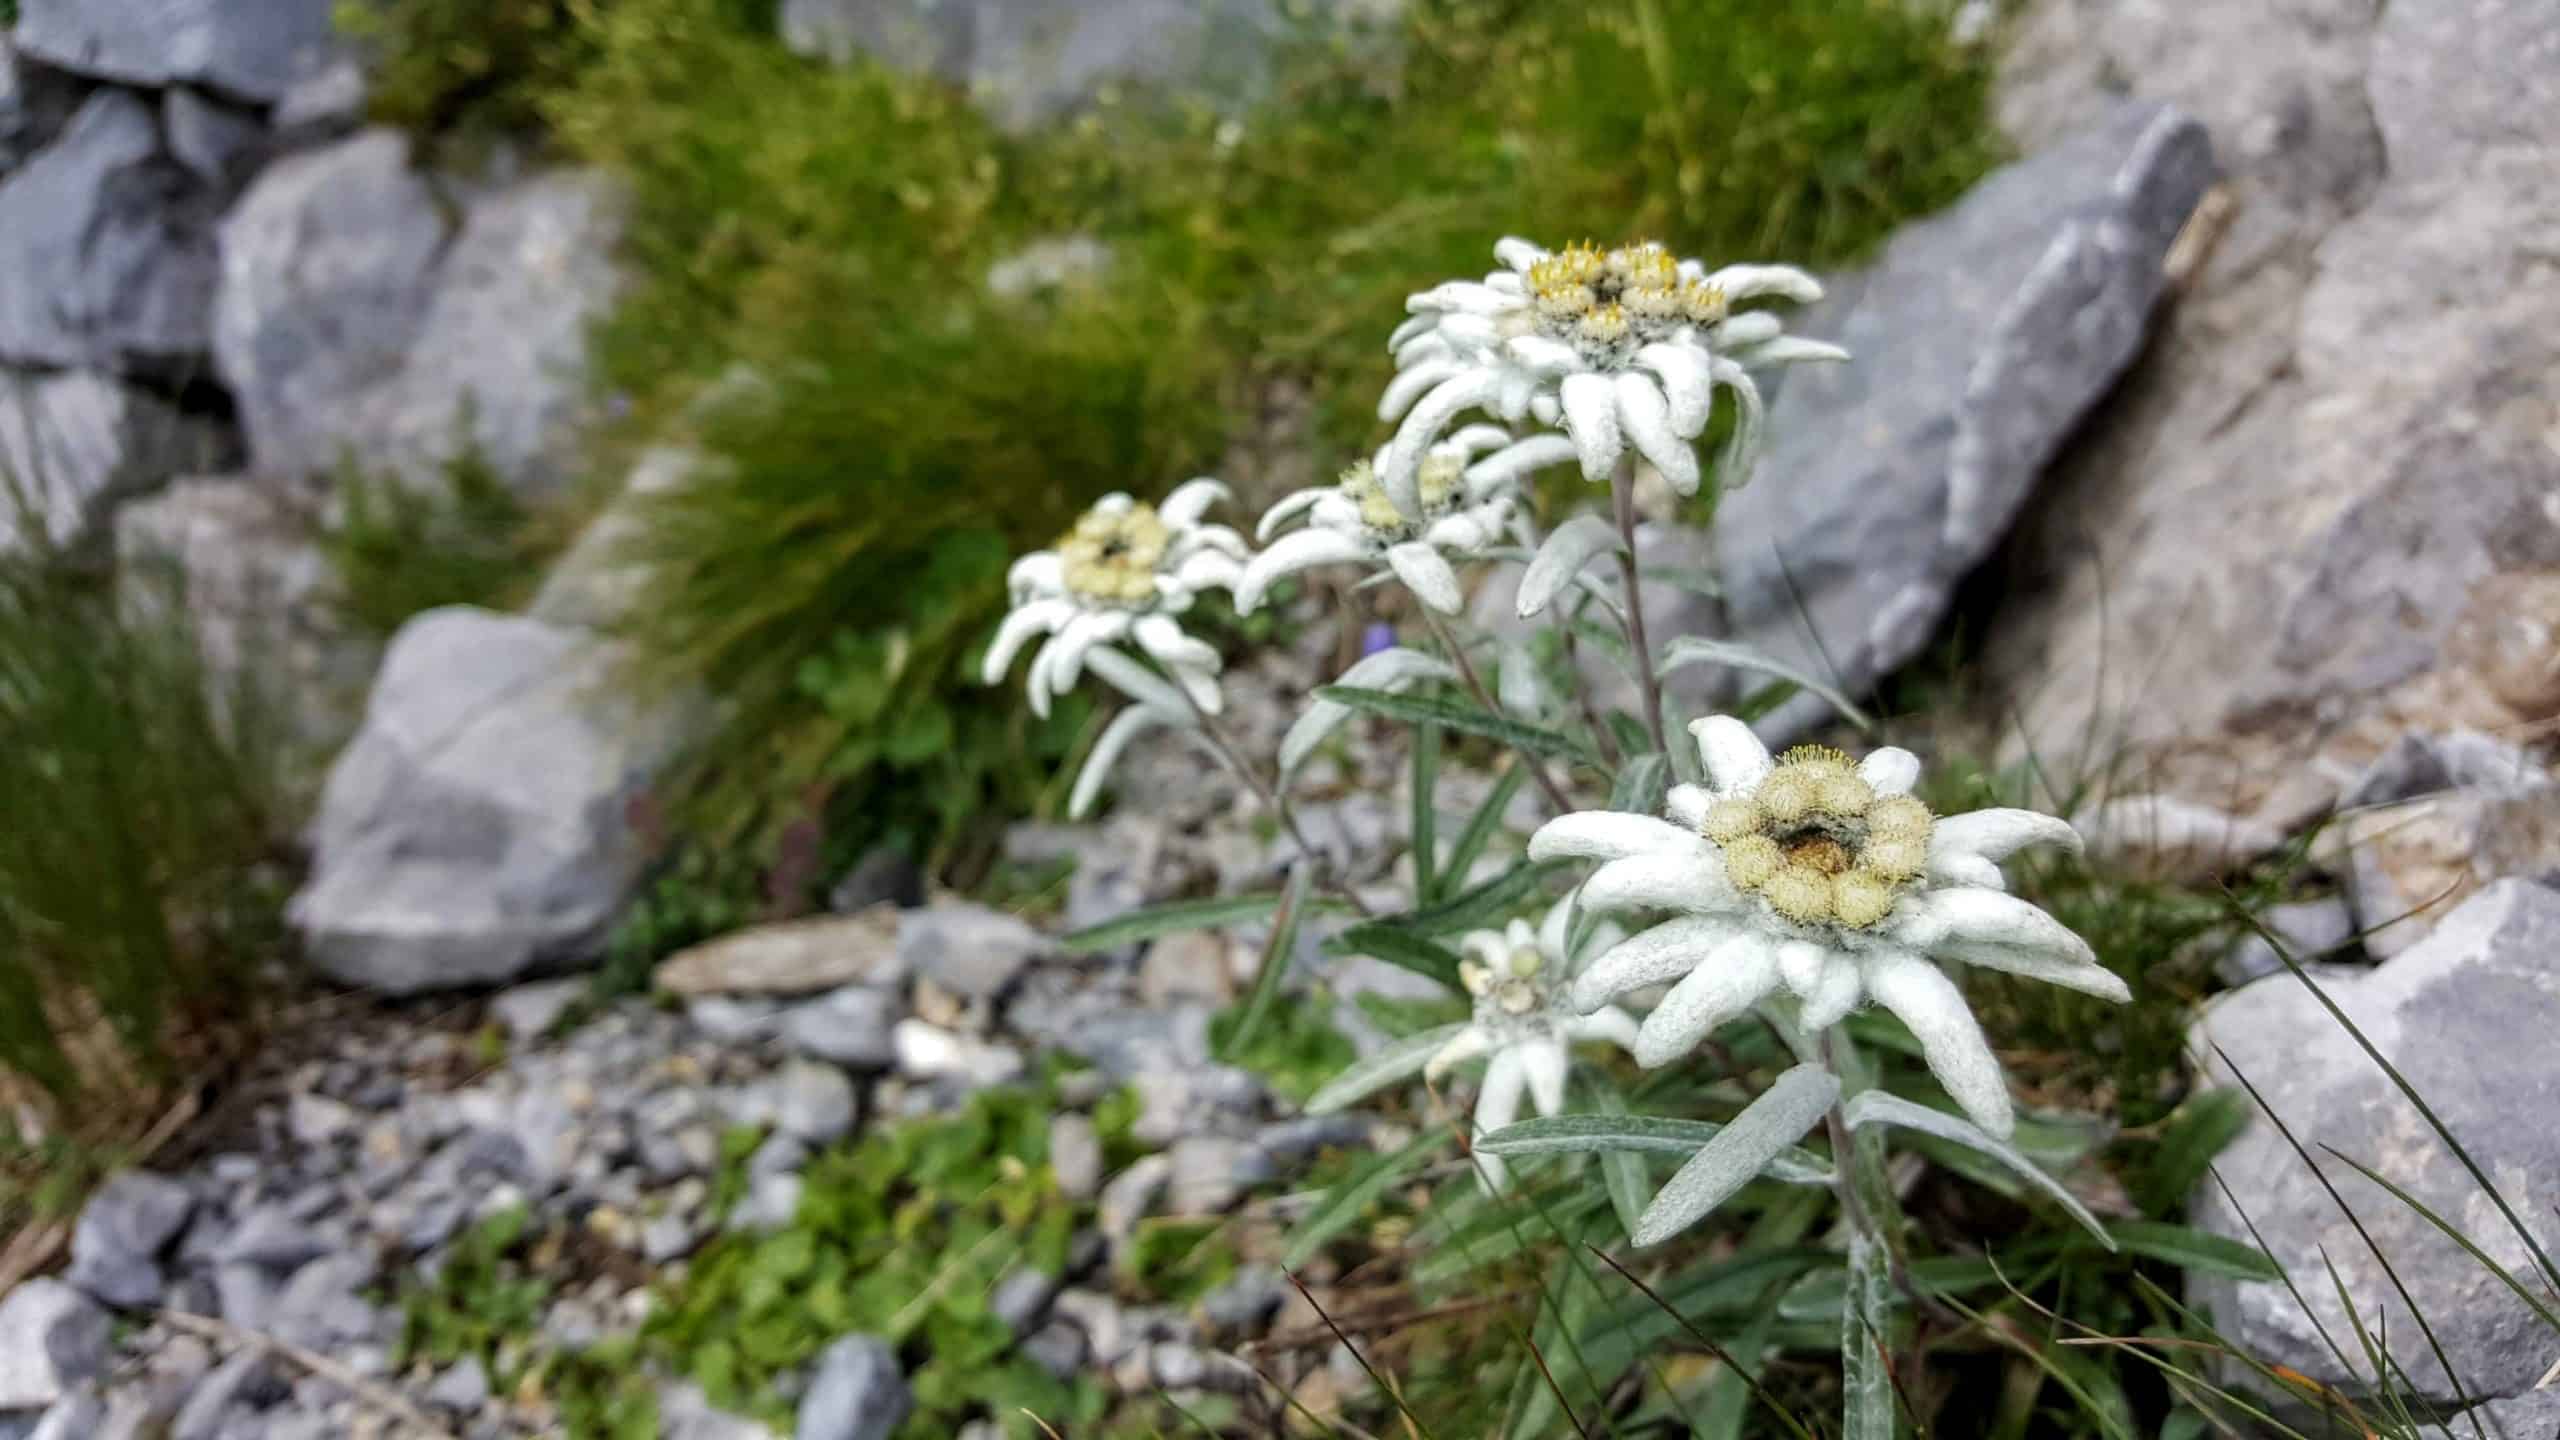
[17,0,340,102]
[657,1381,781,1440]
[0,90,222,375]
[2191,880,2560,1411]
[897,902,1051,999]
[1048,1113,1102,1201]
[289,607,704,993]
[66,1170,196,1308]
[489,977,586,1044]
[0,35,84,172]
[162,89,264,190]
[1,371,230,557]
[655,911,904,997]
[1715,100,2213,742]
[0,1280,111,1411]
[775,986,901,1070]
[771,1060,857,1145]
[795,1334,911,1440]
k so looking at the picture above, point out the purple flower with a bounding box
[1361,621,1397,657]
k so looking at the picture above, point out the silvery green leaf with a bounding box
[1516,513,1626,618]
[1632,1064,1840,1246]
[1278,647,1455,780]
[1841,1230,1900,1439]
[1305,1024,1472,1114]
[1658,635,1875,732]
[1606,753,1669,816]
[1083,644,1194,716]
[1843,1091,2115,1250]
[1495,635,1551,723]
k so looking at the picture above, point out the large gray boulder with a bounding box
[213,135,622,498]
[1977,0,2560,834]
[289,607,703,994]
[0,1279,110,1411]
[0,368,231,555]
[115,476,379,760]
[1714,100,2212,742]
[1,34,85,173]
[0,90,222,375]
[16,0,342,104]
[2191,880,2560,1411]
[212,129,448,489]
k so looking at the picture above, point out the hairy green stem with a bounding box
[1609,456,1671,759]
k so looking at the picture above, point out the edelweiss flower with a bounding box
[982,481,1246,716]
[1377,237,1846,509]
[1528,717,2128,1139]
[1236,428,1534,616]
[1305,900,1640,1190]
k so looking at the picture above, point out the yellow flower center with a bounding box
[1339,454,1463,538]
[1525,239,1726,364]
[1697,744,1935,930]
[1058,503,1171,605]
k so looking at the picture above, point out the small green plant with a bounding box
[398,1206,553,1373]
[1208,987,1358,1107]
[321,447,553,638]
[0,548,289,1112]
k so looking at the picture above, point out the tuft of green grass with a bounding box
[320,446,557,638]
[0,546,290,1110]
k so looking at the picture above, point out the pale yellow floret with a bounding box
[1576,303,1631,349]
[1860,833,1928,882]
[1497,979,1539,1015]
[1459,960,1492,996]
[1059,503,1172,603]
[1723,833,1782,890]
[1756,770,1816,824]
[1678,280,1728,326]
[1816,772,1875,817]
[1763,865,1835,924]
[1701,797,1763,843]
[1508,946,1543,980]
[1831,870,1899,929]
[1415,452,1463,511]
[1867,795,1934,840]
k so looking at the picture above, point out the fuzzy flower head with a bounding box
[1304,900,1640,1192]
[1237,427,1534,616]
[1376,236,1846,512]
[982,480,1245,717]
[1528,717,2130,1140]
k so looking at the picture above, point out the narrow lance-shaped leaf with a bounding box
[1843,1091,2115,1250]
[1059,892,1286,955]
[1277,647,1455,782]
[1218,861,1312,1060]
[1411,714,1441,902]
[1282,1128,1455,1269]
[1634,1064,1843,1247]
[1475,1112,1832,1184]
[1319,684,1596,763]
[1304,1024,1471,1115]
[1658,635,1875,733]
[1516,514,1627,618]
[1840,1230,1901,1440]
[1321,923,1465,992]
[1440,762,1528,897]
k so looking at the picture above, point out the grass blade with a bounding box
[1656,636,1874,733]
[1318,684,1597,763]
[1322,923,1465,992]
[1218,863,1311,1062]
[1283,1128,1455,1269]
[1412,715,1442,903]
[1441,762,1529,900]
[1059,892,1284,954]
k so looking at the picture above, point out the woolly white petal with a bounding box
[1383,373,1502,515]
[1896,889,2100,974]
[1380,357,1463,422]
[1505,335,1583,376]
[1635,342,1714,439]
[1422,507,1506,556]
[1236,528,1370,612]
[1581,852,1736,916]
[1466,434,1580,493]
[1726,336,1851,367]
[1569,917,1754,1014]
[1929,854,2008,892]
[982,598,1073,683]
[1386,540,1465,615]
[1568,1007,1641,1052]
[1776,939,1829,999]
[1798,956,1865,1031]
[1493,236,1547,273]
[1515,513,1625,619]
[1472,1049,1527,1155]
[1689,716,1774,794]
[1033,611,1129,714]
[1082,644,1189,716]
[1529,811,1705,865]
[1702,264,1823,304]
[1529,392,1561,427]
[1861,952,2013,1138]
[1536,896,1575,960]
[1520,1037,1569,1117]
[1665,784,1711,830]
[1436,312,1498,352]
[1170,660,1225,716]
[1859,747,1921,796]
[1710,358,1765,489]
[1159,478,1230,528]
[1499,371,1541,424]
[1406,280,1509,315]
[1707,312,1783,349]
[1559,372,1622,481]
[1008,551,1064,599]
[1632,1063,1838,1247]
[1940,936,2130,1002]
[1634,934,1783,1066]
[1172,549,1243,596]
[1932,809,2084,864]
[1278,647,1456,779]
[1424,1025,1494,1083]
[1387,313,1435,353]
[1444,423,1514,459]
[1305,1023,1471,1114]
[1254,486,1331,542]
[1615,371,1699,495]
[1071,706,1167,819]
[1132,613,1218,676]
